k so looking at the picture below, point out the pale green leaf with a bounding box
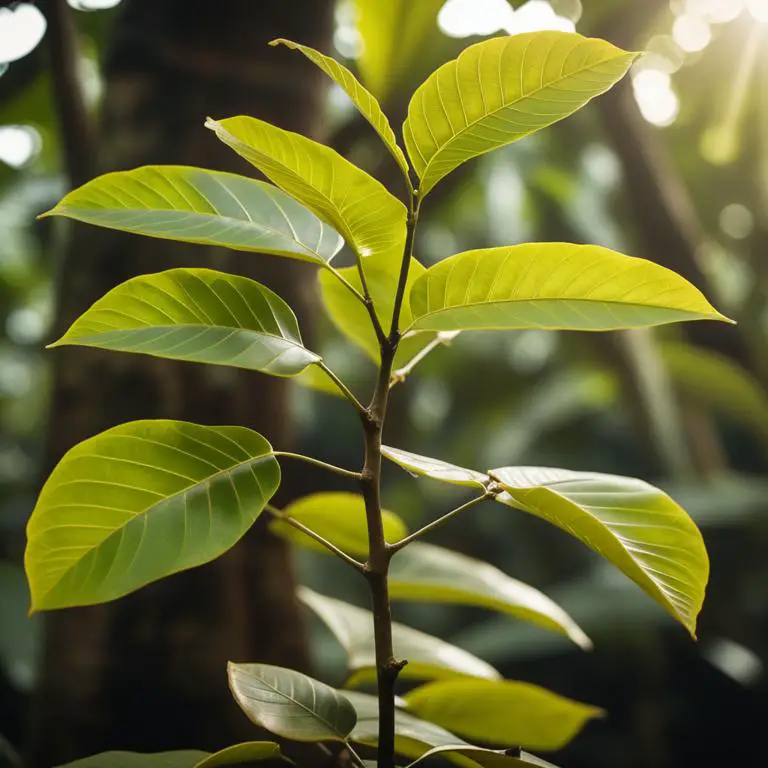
[490,466,709,637]
[270,39,410,178]
[389,543,591,650]
[403,32,637,196]
[405,679,602,751]
[50,268,320,377]
[227,662,357,742]
[195,742,288,767]
[298,587,501,685]
[292,364,344,398]
[205,116,406,275]
[381,445,488,488]
[269,492,406,557]
[408,244,731,332]
[406,745,560,768]
[56,753,209,768]
[41,166,343,264]
[26,420,279,611]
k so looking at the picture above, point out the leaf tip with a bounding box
[37,207,58,220]
[269,38,290,48]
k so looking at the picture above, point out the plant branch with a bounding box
[355,256,389,348]
[389,493,493,554]
[316,362,368,416]
[389,191,421,340]
[265,504,366,572]
[272,451,363,481]
[389,331,459,388]
[326,265,368,305]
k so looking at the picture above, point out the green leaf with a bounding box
[490,466,709,637]
[205,116,406,274]
[404,680,602,751]
[269,492,407,557]
[56,753,209,768]
[298,587,501,685]
[293,364,344,398]
[389,543,591,650]
[403,32,637,196]
[661,341,768,446]
[381,445,487,488]
[318,256,429,363]
[227,662,357,743]
[408,244,731,333]
[41,166,343,264]
[50,268,320,377]
[26,420,279,611]
[270,39,410,179]
[195,742,289,767]
[407,746,560,768]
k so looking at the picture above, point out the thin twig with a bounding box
[325,265,368,305]
[389,332,459,388]
[316,361,368,416]
[265,504,366,572]
[272,451,363,481]
[389,192,421,340]
[389,493,493,554]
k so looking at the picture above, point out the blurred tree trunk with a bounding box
[28,1,333,763]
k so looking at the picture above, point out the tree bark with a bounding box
[28,1,333,763]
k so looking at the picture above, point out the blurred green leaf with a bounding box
[407,744,560,767]
[26,420,279,610]
[57,753,209,768]
[51,268,320,376]
[195,743,288,767]
[0,561,40,690]
[227,662,357,743]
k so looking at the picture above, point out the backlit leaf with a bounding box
[26,420,279,611]
[269,492,406,557]
[227,662,357,743]
[298,587,500,685]
[405,679,602,751]
[408,244,731,332]
[50,268,320,377]
[41,166,343,264]
[206,116,406,275]
[270,39,409,178]
[403,32,637,196]
[381,445,487,488]
[389,543,591,650]
[491,466,709,636]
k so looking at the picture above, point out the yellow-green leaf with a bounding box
[50,268,320,377]
[407,746,559,768]
[381,445,488,488]
[206,116,406,275]
[270,38,409,179]
[404,679,603,751]
[269,492,406,557]
[26,420,279,611]
[403,32,637,196]
[41,165,343,264]
[491,466,709,637]
[408,244,731,332]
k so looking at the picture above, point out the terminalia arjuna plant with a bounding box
[27,31,731,768]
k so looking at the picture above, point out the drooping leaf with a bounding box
[206,116,406,274]
[661,341,768,446]
[26,420,279,611]
[403,32,637,196]
[269,492,407,557]
[407,244,731,333]
[298,587,501,685]
[406,745,560,768]
[490,466,709,637]
[41,165,343,264]
[227,662,357,743]
[50,268,320,377]
[404,680,602,751]
[389,543,591,650]
[195,742,289,767]
[381,445,487,488]
[318,256,429,363]
[56,752,209,768]
[270,39,409,178]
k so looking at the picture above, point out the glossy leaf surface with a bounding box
[389,543,591,649]
[381,445,487,488]
[271,39,409,177]
[227,662,357,743]
[408,244,730,332]
[26,420,279,611]
[405,679,602,751]
[403,32,636,195]
[51,268,320,376]
[269,492,406,557]
[42,166,343,264]
[299,587,500,684]
[206,116,406,273]
[491,466,708,636]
